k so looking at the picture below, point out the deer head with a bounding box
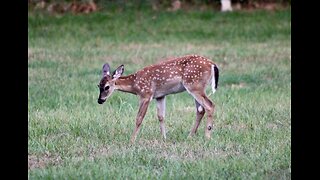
[97,63,124,104]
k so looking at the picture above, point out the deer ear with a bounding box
[112,65,124,79]
[102,63,110,77]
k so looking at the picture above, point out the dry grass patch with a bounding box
[28,153,62,170]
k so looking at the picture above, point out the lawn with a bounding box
[28,8,291,179]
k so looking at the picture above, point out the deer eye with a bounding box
[104,86,110,91]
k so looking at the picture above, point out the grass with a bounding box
[28,8,291,179]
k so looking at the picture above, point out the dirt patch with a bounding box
[229,82,248,89]
[28,48,34,60]
[136,139,238,161]
[88,146,112,159]
[219,122,248,132]
[28,153,62,170]
[266,123,278,130]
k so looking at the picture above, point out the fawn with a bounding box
[97,55,219,143]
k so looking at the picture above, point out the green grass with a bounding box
[28,8,291,179]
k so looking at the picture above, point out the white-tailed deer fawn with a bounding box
[97,55,219,143]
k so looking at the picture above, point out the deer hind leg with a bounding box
[189,99,205,137]
[131,97,151,143]
[196,94,215,139]
[156,96,166,140]
[184,86,215,139]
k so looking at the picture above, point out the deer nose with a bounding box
[97,99,105,104]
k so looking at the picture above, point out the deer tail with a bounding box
[211,64,219,94]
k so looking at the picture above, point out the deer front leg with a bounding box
[131,97,151,143]
[156,96,166,140]
[189,99,205,137]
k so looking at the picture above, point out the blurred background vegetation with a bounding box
[28,0,291,14]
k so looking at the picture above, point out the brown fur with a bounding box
[98,55,219,143]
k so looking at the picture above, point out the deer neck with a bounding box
[115,74,137,95]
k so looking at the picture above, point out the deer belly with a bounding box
[153,83,186,98]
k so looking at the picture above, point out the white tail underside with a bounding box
[211,64,216,95]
